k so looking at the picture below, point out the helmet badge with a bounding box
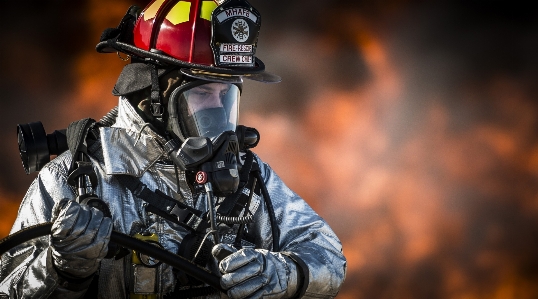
[211,0,261,67]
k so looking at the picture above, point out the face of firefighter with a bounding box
[184,83,230,115]
[169,81,241,140]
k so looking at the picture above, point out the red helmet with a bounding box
[97,0,280,83]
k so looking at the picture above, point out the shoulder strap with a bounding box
[65,118,99,189]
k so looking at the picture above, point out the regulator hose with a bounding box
[0,222,226,293]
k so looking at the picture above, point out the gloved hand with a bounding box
[51,199,112,278]
[212,244,300,299]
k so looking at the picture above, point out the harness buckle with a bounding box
[170,204,192,223]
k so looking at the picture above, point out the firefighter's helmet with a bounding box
[97,0,280,83]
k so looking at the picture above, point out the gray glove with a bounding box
[51,199,112,278]
[212,244,300,299]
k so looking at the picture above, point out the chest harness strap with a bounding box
[115,174,207,232]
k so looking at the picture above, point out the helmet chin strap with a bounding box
[150,64,164,119]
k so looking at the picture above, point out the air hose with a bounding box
[0,222,226,293]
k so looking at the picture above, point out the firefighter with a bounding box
[0,0,346,298]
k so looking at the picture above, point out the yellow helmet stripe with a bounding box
[200,1,217,21]
[144,0,166,21]
[166,1,192,25]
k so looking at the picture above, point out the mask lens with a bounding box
[176,83,240,139]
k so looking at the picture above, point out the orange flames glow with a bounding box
[62,0,136,120]
[244,17,538,298]
[0,192,21,238]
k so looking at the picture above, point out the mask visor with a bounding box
[175,82,240,139]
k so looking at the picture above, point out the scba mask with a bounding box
[167,79,245,196]
[168,80,241,142]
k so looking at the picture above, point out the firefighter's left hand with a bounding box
[212,244,300,299]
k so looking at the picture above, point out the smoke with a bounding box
[244,1,538,298]
[1,1,538,298]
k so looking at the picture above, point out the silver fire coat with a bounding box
[0,97,346,298]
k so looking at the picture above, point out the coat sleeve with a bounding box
[256,157,347,298]
[0,154,89,299]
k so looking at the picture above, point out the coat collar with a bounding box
[100,97,168,177]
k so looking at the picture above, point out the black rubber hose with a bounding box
[254,171,280,252]
[0,223,53,255]
[0,222,225,293]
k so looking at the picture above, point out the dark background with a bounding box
[1,1,538,298]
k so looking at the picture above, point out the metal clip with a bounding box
[117,51,131,61]
[150,103,163,118]
[163,139,180,154]
[170,204,192,223]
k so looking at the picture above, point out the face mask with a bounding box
[168,81,241,142]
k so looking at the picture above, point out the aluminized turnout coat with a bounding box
[0,98,346,298]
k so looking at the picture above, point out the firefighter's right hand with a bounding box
[50,199,112,278]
